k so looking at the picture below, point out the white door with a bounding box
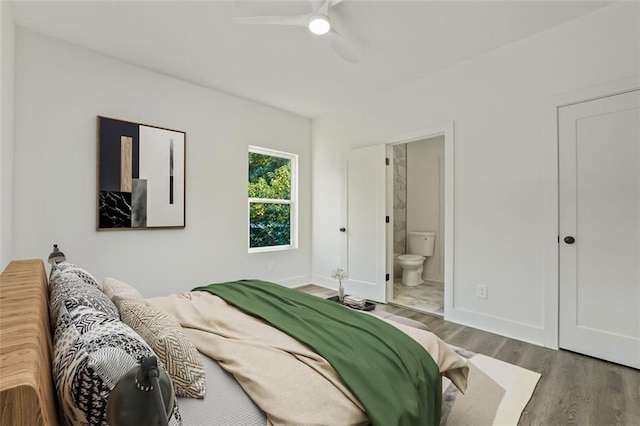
[559,89,640,369]
[341,144,388,303]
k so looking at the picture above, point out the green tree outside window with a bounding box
[248,150,295,249]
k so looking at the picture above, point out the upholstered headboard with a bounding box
[0,259,58,426]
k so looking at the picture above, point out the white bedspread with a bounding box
[148,291,468,426]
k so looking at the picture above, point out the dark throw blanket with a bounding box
[194,279,442,426]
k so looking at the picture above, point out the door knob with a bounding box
[339,228,346,232]
[564,236,575,244]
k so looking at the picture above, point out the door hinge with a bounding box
[385,157,390,166]
[386,273,390,281]
[385,216,390,223]
[557,235,560,243]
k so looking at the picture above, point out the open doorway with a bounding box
[383,122,454,318]
[389,136,445,316]
[340,124,453,311]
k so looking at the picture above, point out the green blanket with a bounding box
[194,280,441,426]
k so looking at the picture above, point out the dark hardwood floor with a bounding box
[297,284,640,426]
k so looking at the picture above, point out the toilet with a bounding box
[397,231,435,286]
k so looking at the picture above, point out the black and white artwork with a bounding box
[97,116,185,230]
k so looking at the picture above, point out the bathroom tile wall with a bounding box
[393,143,407,258]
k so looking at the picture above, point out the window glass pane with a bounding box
[249,203,291,248]
[248,152,291,200]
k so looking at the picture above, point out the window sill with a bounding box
[248,245,297,254]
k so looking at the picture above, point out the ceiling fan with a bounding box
[235,0,361,63]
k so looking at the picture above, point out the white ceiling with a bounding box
[11,0,610,118]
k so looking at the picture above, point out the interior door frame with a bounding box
[385,122,455,318]
[543,75,640,349]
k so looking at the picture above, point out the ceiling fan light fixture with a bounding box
[308,15,331,35]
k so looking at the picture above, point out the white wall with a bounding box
[0,2,15,271]
[13,28,312,297]
[312,2,639,344]
[406,136,444,283]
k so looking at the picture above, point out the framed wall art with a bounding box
[97,116,186,230]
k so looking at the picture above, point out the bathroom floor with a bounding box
[391,278,444,317]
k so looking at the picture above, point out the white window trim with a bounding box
[248,146,298,253]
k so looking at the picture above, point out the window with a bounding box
[248,146,298,252]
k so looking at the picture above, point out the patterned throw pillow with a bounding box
[50,262,101,288]
[52,302,182,425]
[49,268,119,327]
[115,296,207,399]
[102,276,144,301]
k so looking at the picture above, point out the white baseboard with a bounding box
[312,275,546,347]
[310,275,338,290]
[276,275,312,288]
[447,308,546,347]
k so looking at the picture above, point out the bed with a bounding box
[0,259,468,426]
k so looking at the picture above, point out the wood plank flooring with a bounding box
[297,284,640,426]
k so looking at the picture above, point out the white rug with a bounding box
[442,353,541,426]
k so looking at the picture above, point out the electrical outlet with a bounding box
[477,284,488,299]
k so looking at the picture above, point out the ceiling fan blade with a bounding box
[235,14,309,27]
[315,0,342,12]
[318,0,332,15]
[329,28,360,63]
